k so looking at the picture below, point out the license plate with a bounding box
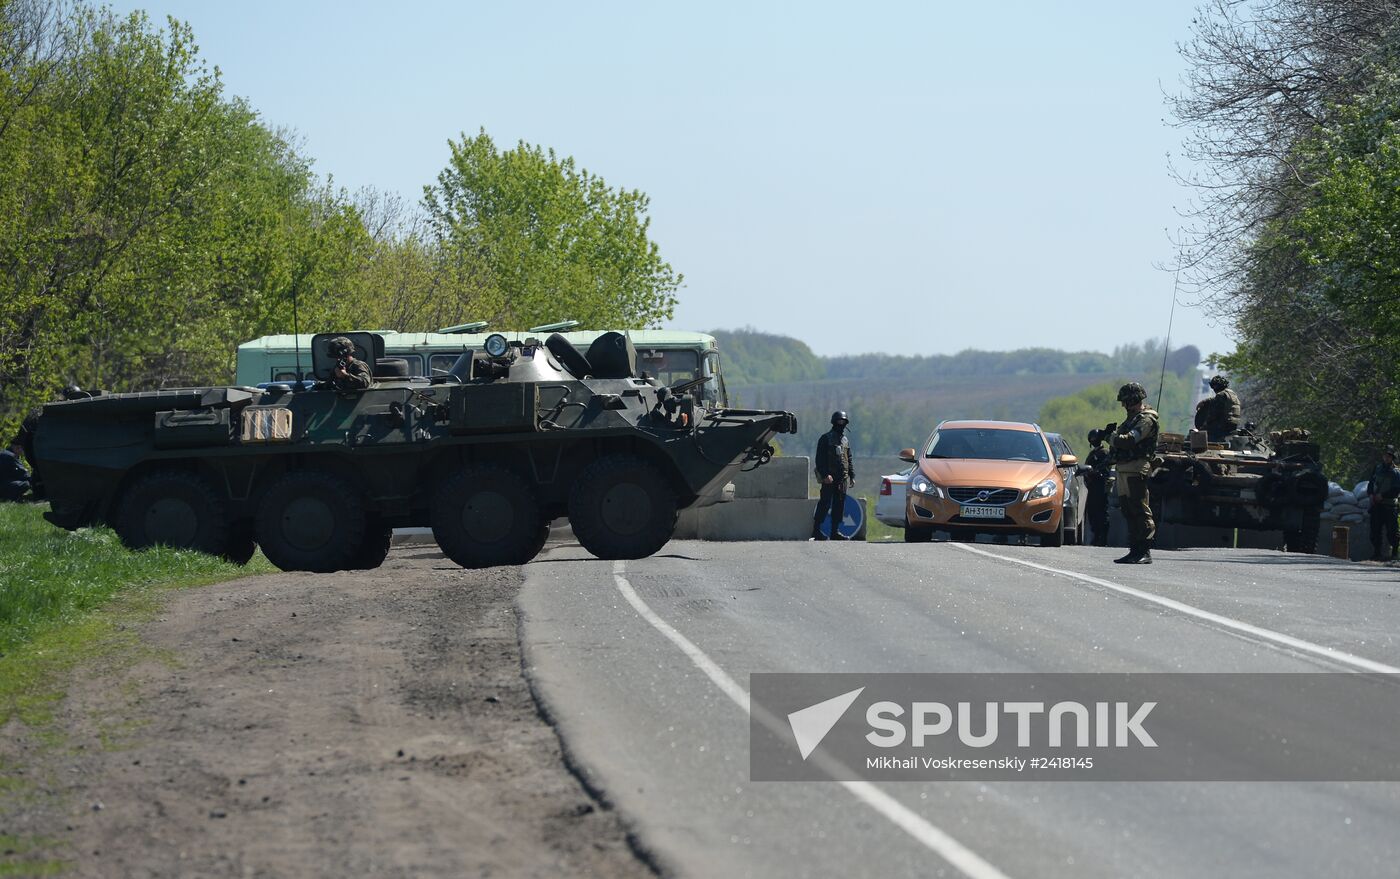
[960,505,1005,519]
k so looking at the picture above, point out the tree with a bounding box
[423,130,681,331]
[1173,1,1400,478]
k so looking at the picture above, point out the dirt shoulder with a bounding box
[0,545,652,878]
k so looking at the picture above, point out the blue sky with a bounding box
[107,0,1230,360]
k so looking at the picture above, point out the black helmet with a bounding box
[61,384,84,400]
[1117,382,1146,405]
[1209,374,1229,391]
[328,336,355,358]
[1386,444,1397,458]
[831,411,849,426]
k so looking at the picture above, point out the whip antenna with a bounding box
[1156,248,1183,412]
[292,285,304,388]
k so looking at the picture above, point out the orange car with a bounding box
[899,420,1079,546]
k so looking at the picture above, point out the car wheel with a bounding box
[256,470,368,572]
[1040,525,1064,547]
[903,526,933,543]
[432,465,543,568]
[116,470,231,556]
[568,455,677,560]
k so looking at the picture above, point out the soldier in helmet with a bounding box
[327,336,372,392]
[61,384,88,401]
[812,410,855,541]
[1194,374,1242,441]
[1084,424,1115,546]
[1368,445,1400,561]
[1112,382,1159,564]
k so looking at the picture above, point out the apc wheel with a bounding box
[351,520,393,570]
[568,455,677,560]
[223,521,257,565]
[521,520,550,563]
[903,526,933,543]
[255,471,367,572]
[431,465,542,568]
[116,470,230,556]
[1284,506,1322,554]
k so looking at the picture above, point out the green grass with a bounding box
[0,504,272,728]
[0,834,65,877]
[863,512,905,542]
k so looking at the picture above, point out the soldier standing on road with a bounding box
[1112,382,1159,564]
[812,411,855,541]
[1194,374,1242,441]
[327,337,372,392]
[1084,425,1114,547]
[1368,445,1400,562]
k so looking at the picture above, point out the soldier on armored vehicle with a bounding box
[32,329,796,574]
[1194,374,1242,442]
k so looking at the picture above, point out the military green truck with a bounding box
[34,331,796,571]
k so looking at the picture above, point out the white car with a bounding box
[876,467,913,527]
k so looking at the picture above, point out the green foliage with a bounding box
[0,4,683,440]
[823,340,1199,382]
[0,503,271,659]
[1036,372,1198,459]
[424,129,681,331]
[1219,77,1400,478]
[709,327,825,385]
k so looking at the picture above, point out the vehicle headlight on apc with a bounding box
[1027,478,1058,500]
[484,333,510,358]
[909,474,943,498]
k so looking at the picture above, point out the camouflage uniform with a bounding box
[328,337,372,392]
[1114,405,1159,557]
[1084,443,1112,546]
[1194,388,1241,441]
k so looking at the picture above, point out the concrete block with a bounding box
[1318,517,1373,561]
[675,496,867,541]
[1236,528,1285,551]
[731,456,811,499]
[1155,522,1236,550]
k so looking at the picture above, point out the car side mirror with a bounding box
[1059,453,1078,466]
[898,448,917,463]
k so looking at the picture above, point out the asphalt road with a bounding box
[519,539,1400,879]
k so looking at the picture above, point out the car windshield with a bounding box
[925,428,1049,462]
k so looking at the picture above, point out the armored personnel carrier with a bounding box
[1148,427,1328,553]
[34,331,796,571]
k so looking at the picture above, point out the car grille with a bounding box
[949,487,1019,505]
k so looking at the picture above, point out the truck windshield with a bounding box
[925,428,1050,462]
[636,349,699,386]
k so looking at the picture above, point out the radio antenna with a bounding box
[1156,261,1182,413]
[292,285,304,388]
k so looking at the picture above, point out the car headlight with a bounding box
[1027,478,1058,500]
[909,474,943,498]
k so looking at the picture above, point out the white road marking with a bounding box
[950,543,1400,675]
[611,560,1014,879]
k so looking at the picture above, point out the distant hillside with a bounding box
[711,328,1200,386]
[709,328,824,385]
[710,328,1204,465]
